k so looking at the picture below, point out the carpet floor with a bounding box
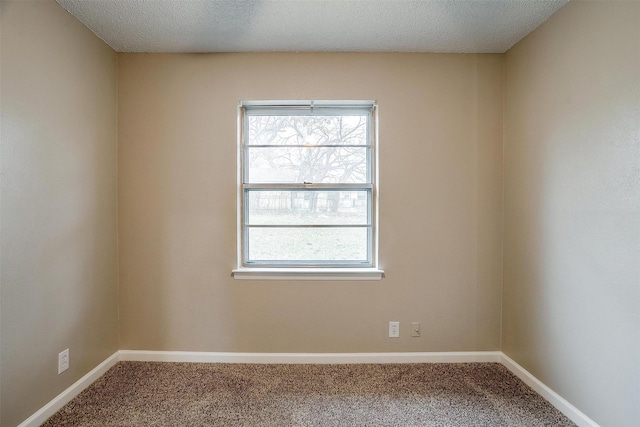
[42,362,575,426]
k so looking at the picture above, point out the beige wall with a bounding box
[503,2,640,426]
[0,1,118,425]
[118,53,504,353]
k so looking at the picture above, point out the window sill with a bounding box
[231,268,385,281]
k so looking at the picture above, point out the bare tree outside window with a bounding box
[247,115,367,183]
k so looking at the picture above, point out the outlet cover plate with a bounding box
[389,321,400,338]
[411,322,420,337]
[58,349,69,374]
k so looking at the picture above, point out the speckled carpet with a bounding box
[42,362,575,426]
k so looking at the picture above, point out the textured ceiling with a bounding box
[55,0,568,53]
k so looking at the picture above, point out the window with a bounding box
[233,101,383,280]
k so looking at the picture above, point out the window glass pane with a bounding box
[247,190,369,225]
[248,115,368,146]
[247,227,368,262]
[246,146,368,183]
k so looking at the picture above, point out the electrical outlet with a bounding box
[389,321,400,338]
[58,349,69,374]
[411,322,420,337]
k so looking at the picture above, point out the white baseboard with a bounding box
[119,350,502,364]
[17,351,120,427]
[500,353,599,427]
[19,350,599,427]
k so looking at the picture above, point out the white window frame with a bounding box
[232,100,383,280]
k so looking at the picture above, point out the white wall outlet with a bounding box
[389,321,400,338]
[58,349,69,374]
[411,322,421,337]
